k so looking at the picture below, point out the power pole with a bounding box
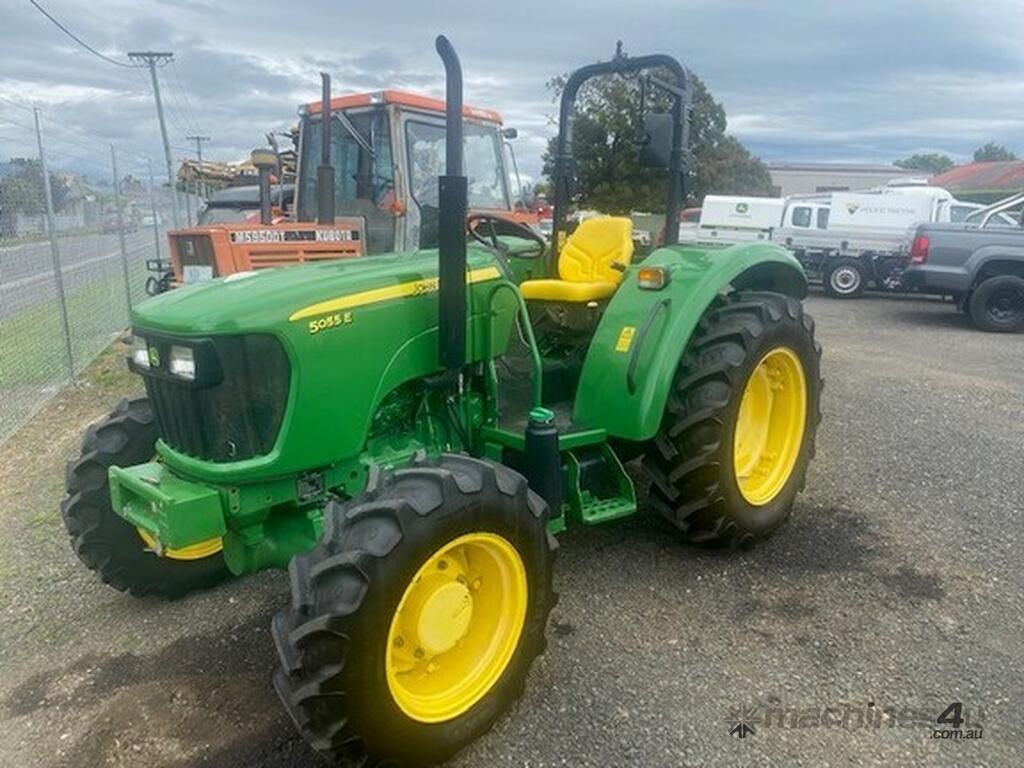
[128,51,180,228]
[186,135,210,199]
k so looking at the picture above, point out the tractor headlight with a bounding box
[131,337,150,370]
[168,345,197,381]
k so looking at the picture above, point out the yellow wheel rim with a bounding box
[137,527,223,561]
[733,347,808,506]
[386,532,528,724]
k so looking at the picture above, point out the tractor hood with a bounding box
[131,248,503,336]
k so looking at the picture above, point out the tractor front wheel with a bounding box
[273,454,555,767]
[643,292,823,547]
[61,397,229,597]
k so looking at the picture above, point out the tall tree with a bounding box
[541,54,771,213]
[973,143,1018,162]
[0,157,70,213]
[894,153,955,175]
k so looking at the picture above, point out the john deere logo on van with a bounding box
[845,202,860,214]
[736,203,749,214]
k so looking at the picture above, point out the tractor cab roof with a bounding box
[303,89,503,124]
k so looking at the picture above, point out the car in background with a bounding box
[101,213,137,234]
[902,192,1024,332]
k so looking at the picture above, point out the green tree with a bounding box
[541,56,772,213]
[894,153,955,175]
[0,157,69,213]
[973,143,1018,162]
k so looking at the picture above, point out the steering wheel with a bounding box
[467,213,547,260]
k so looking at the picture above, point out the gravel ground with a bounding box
[0,292,1021,767]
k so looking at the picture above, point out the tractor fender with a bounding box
[572,243,807,442]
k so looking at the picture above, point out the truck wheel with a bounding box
[823,258,866,298]
[643,292,823,547]
[967,275,1024,332]
[61,397,229,597]
[273,454,556,767]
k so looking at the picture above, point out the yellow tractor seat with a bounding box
[521,216,634,302]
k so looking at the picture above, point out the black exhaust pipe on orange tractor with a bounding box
[435,35,467,372]
[317,72,335,226]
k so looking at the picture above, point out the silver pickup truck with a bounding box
[902,194,1024,332]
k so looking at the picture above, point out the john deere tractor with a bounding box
[62,36,822,766]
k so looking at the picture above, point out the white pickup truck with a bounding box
[678,186,1001,297]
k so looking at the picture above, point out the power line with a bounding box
[28,0,135,69]
[171,60,203,134]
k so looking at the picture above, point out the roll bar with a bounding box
[549,53,690,273]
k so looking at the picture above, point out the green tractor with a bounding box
[62,36,821,766]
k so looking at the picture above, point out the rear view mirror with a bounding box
[638,112,673,169]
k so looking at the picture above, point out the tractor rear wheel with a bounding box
[273,454,555,767]
[643,292,822,547]
[61,397,229,597]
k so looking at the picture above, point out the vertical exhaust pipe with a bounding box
[435,35,467,372]
[250,148,279,225]
[317,72,335,225]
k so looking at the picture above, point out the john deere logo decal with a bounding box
[736,203,749,214]
[148,347,160,368]
[846,202,860,214]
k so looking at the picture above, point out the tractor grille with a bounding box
[139,333,290,462]
[170,233,217,275]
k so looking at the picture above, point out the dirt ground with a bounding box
[0,294,1021,767]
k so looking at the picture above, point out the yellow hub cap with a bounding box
[733,347,808,506]
[386,532,528,723]
[137,528,223,561]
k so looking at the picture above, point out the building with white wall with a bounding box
[767,162,922,197]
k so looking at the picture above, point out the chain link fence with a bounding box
[0,106,179,443]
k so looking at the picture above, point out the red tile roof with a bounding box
[932,161,1024,191]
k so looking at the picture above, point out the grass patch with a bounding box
[0,272,133,390]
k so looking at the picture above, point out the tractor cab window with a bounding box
[406,120,509,248]
[298,108,396,253]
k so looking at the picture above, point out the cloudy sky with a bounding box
[2,0,1024,186]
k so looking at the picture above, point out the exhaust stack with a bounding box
[317,72,335,225]
[435,35,468,372]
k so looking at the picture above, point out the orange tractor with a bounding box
[149,77,531,292]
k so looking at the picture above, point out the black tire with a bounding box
[642,292,823,547]
[273,454,556,767]
[61,397,230,597]
[967,274,1024,332]
[823,258,866,298]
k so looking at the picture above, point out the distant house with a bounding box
[929,162,1024,204]
[767,162,922,197]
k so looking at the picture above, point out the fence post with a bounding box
[109,144,133,312]
[146,158,162,262]
[33,107,75,382]
[183,177,193,227]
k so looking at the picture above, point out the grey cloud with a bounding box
[3,0,1023,181]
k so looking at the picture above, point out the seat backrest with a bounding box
[558,216,635,285]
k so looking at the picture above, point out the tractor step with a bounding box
[566,444,636,524]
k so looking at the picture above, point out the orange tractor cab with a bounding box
[150,79,529,292]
